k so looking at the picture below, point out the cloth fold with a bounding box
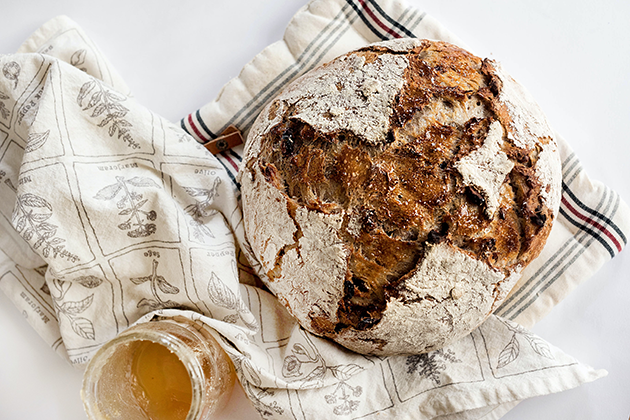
[0,1,627,419]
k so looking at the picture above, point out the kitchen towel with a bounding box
[0,1,627,419]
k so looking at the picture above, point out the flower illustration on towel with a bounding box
[282,354,303,378]
[282,341,364,387]
[94,176,160,238]
[3,61,20,89]
[496,319,554,369]
[324,381,364,416]
[77,78,138,148]
[405,348,461,386]
[183,176,222,241]
[281,339,364,416]
[12,193,80,262]
[130,259,180,310]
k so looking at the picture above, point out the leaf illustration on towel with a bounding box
[522,332,553,359]
[207,271,240,309]
[50,278,96,340]
[207,271,258,329]
[130,259,179,310]
[75,275,104,289]
[60,294,94,315]
[77,78,138,148]
[3,61,20,89]
[94,176,159,238]
[12,193,79,262]
[70,49,87,71]
[497,333,520,369]
[71,316,96,340]
[329,364,364,382]
[183,177,221,242]
[496,318,554,369]
[25,130,50,153]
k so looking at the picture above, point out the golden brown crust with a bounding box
[241,39,561,355]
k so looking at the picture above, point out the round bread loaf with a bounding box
[240,38,562,355]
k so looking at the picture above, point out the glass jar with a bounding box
[81,316,236,420]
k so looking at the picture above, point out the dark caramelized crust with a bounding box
[241,39,560,354]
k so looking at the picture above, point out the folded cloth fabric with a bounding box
[180,0,630,332]
[0,2,627,420]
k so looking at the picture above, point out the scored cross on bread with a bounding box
[240,38,561,355]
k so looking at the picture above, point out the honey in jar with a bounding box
[130,340,193,420]
[81,317,236,420]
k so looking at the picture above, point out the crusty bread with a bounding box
[240,38,562,355]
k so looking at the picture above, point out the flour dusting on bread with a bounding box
[455,121,514,218]
[241,38,562,355]
[276,53,409,145]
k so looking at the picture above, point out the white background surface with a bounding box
[0,1,628,419]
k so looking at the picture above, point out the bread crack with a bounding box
[241,38,561,355]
